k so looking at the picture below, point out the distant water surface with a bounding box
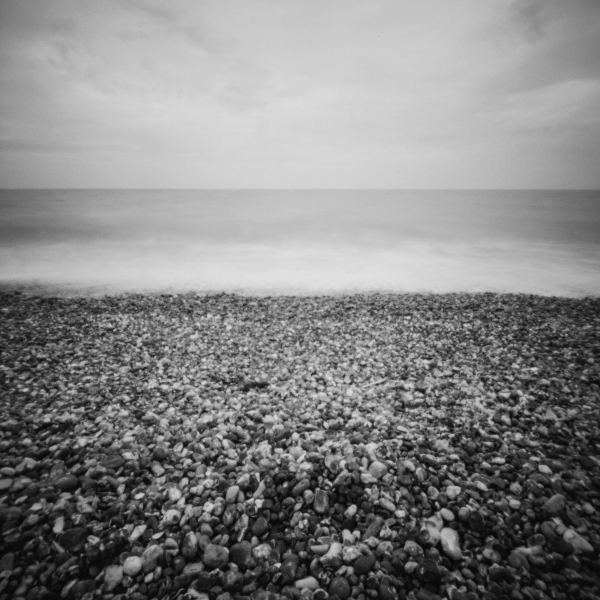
[0,189,599,296]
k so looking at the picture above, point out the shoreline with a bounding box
[1,291,599,599]
[1,281,599,300]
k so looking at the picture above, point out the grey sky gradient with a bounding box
[1,0,599,189]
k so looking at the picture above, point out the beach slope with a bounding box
[0,292,599,599]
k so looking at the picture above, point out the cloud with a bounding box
[0,0,599,188]
[510,0,550,42]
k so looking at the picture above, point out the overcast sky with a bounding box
[1,0,599,189]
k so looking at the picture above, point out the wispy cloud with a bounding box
[510,0,550,42]
[0,0,599,188]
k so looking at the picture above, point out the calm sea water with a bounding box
[0,189,599,296]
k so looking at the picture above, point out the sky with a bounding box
[0,0,599,189]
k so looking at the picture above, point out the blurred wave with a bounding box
[1,189,599,296]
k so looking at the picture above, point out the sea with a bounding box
[0,189,599,297]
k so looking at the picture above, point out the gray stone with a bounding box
[104,565,123,592]
[313,489,329,515]
[545,494,566,514]
[123,556,143,577]
[58,528,87,553]
[203,544,229,569]
[54,474,78,491]
[141,544,164,573]
[329,576,351,600]
[182,531,198,559]
[230,541,253,569]
[353,554,376,575]
[280,554,300,586]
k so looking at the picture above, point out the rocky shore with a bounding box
[1,291,600,600]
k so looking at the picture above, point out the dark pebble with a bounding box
[353,554,376,575]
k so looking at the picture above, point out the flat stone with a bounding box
[182,562,205,578]
[291,479,311,497]
[104,565,123,592]
[545,494,566,514]
[141,544,164,573]
[508,552,530,570]
[294,576,319,590]
[563,529,594,553]
[379,498,395,513]
[54,474,78,491]
[102,454,124,469]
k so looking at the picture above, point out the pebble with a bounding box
[313,488,329,514]
[329,576,351,600]
[53,474,78,491]
[280,554,300,585]
[104,565,123,592]
[353,554,376,575]
[1,291,599,600]
[203,544,229,568]
[368,460,388,479]
[545,493,566,514]
[141,544,164,573]
[294,576,319,590]
[417,558,441,583]
[230,541,254,569]
[563,529,595,553]
[440,527,462,561]
[508,552,530,570]
[226,485,240,503]
[182,562,205,577]
[58,528,87,553]
[440,508,454,522]
[0,553,14,577]
[182,531,198,558]
[123,556,143,577]
[252,516,269,537]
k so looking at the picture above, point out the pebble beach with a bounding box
[1,291,600,600]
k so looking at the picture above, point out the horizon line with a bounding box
[1,187,600,192]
